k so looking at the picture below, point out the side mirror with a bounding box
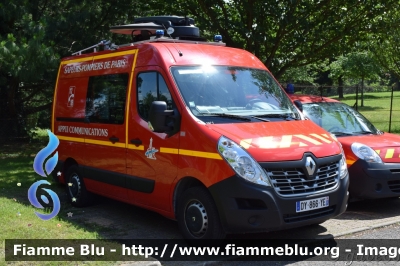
[293,100,303,112]
[148,101,181,136]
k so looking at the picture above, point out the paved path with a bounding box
[76,196,400,265]
[305,197,400,238]
[79,196,400,240]
[111,199,400,266]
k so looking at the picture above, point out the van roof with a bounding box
[290,94,340,104]
[62,41,268,70]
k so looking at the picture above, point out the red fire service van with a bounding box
[52,16,349,240]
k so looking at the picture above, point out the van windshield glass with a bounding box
[302,102,379,136]
[171,66,300,123]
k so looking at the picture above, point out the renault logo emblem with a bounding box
[305,157,317,176]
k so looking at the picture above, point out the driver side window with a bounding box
[137,72,174,121]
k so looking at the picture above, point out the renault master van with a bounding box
[52,16,349,240]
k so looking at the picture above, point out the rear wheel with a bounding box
[65,165,94,207]
[177,186,225,241]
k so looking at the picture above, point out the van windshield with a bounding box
[171,66,300,123]
[302,102,380,136]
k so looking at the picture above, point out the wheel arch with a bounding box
[173,176,206,219]
[62,158,79,182]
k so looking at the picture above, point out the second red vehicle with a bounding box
[291,94,400,200]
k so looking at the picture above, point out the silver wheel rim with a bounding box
[184,200,208,237]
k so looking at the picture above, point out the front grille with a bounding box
[283,206,336,223]
[266,161,340,196]
[388,180,400,193]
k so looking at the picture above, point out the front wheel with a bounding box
[177,186,225,241]
[65,165,94,207]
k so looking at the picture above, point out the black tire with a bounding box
[387,196,400,200]
[65,165,94,207]
[177,186,226,241]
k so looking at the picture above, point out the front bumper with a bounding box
[208,173,349,234]
[348,160,400,199]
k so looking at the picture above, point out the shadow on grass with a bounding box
[0,141,47,159]
[388,127,400,134]
[334,93,400,101]
[0,149,180,243]
[352,105,385,111]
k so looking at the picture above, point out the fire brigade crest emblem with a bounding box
[145,138,158,160]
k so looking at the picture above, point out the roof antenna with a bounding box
[162,24,183,57]
[68,41,76,52]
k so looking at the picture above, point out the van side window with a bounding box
[85,74,129,124]
[137,72,174,121]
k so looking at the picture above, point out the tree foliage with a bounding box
[154,0,399,78]
[330,51,380,81]
[369,9,400,80]
[1,0,400,141]
[329,51,381,104]
[0,0,144,141]
[280,62,328,85]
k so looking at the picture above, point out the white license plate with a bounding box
[296,196,329,213]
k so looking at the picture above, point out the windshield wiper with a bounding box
[256,113,299,121]
[247,116,270,122]
[330,131,354,136]
[198,113,251,121]
[198,113,270,122]
[352,130,374,135]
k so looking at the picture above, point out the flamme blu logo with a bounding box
[28,130,61,220]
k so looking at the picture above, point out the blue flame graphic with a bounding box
[28,180,60,220]
[29,130,61,220]
[33,130,59,177]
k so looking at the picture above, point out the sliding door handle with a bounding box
[130,139,142,146]
[109,137,119,143]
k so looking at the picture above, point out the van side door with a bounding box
[127,66,180,212]
[82,73,129,201]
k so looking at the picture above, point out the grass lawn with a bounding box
[0,143,139,265]
[330,91,400,134]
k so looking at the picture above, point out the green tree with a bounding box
[329,51,381,105]
[280,62,328,87]
[2,0,399,141]
[0,0,144,141]
[344,52,380,107]
[152,0,399,79]
[329,56,348,99]
[369,10,400,84]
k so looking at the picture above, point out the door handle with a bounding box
[130,139,142,146]
[109,137,119,143]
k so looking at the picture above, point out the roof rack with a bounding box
[110,15,201,42]
[71,40,116,55]
[116,37,226,47]
[70,16,225,56]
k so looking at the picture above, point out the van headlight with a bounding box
[218,136,270,186]
[351,142,382,163]
[338,151,348,179]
